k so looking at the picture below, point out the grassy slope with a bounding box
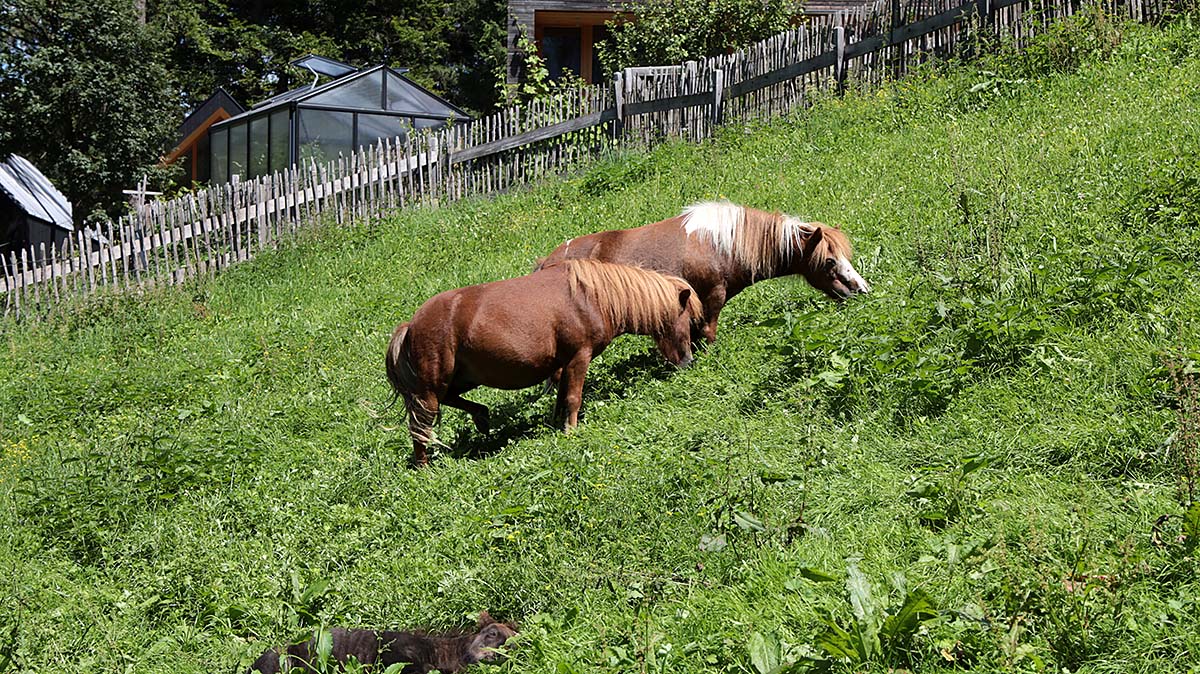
[3,18,1200,673]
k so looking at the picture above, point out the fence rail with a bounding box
[0,0,1175,320]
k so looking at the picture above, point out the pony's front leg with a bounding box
[554,351,592,432]
[700,290,726,344]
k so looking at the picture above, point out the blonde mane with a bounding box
[562,259,703,334]
[681,201,853,278]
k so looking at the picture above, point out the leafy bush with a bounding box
[597,0,801,74]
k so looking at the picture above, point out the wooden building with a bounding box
[162,88,246,185]
[507,0,626,85]
[506,0,876,86]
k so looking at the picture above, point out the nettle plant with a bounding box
[770,216,1185,422]
[904,454,992,530]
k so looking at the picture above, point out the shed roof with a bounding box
[179,88,246,143]
[0,155,73,231]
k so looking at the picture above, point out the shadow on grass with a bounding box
[583,347,683,404]
[446,389,551,460]
[420,344,689,462]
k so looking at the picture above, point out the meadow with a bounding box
[2,12,1200,673]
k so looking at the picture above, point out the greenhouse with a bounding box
[207,56,468,185]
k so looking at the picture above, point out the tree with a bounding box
[148,0,506,114]
[597,0,802,75]
[0,0,178,223]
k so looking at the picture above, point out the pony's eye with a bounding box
[824,258,837,271]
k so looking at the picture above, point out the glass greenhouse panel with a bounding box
[249,116,269,178]
[229,122,248,179]
[307,70,383,109]
[385,72,460,117]
[269,109,289,173]
[298,109,352,166]
[414,117,447,130]
[210,128,229,185]
[356,113,409,149]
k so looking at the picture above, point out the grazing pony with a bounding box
[537,201,870,345]
[247,611,517,674]
[386,259,701,465]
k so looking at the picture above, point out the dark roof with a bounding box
[179,88,245,143]
[0,155,73,231]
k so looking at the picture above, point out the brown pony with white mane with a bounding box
[537,201,870,344]
[387,259,702,465]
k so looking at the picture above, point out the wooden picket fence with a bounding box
[0,0,1178,320]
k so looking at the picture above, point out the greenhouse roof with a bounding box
[220,64,468,127]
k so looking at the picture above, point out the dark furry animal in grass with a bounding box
[246,612,516,674]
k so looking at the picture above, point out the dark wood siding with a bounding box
[507,0,626,84]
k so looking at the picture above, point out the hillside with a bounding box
[3,15,1200,673]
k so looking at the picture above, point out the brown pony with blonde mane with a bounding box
[537,201,870,346]
[386,259,701,465]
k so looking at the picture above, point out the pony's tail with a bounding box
[384,322,411,410]
[384,322,442,449]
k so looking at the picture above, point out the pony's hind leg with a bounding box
[406,391,440,467]
[442,393,490,434]
[553,351,592,432]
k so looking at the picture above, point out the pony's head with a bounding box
[792,222,870,301]
[465,611,518,665]
[654,276,700,369]
[564,260,701,368]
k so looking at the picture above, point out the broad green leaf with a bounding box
[797,567,839,583]
[315,627,333,665]
[760,471,803,484]
[815,617,860,662]
[845,564,880,661]
[734,510,766,532]
[301,579,330,604]
[960,454,990,477]
[882,589,938,641]
[699,533,727,552]
[748,631,781,674]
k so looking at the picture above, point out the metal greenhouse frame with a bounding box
[207,60,469,185]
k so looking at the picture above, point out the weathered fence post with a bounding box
[712,68,725,125]
[835,25,848,94]
[613,70,626,143]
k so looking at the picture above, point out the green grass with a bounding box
[4,14,1200,673]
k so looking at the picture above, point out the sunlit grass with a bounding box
[2,15,1200,673]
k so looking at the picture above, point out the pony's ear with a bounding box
[677,287,693,309]
[806,226,825,249]
[477,611,496,627]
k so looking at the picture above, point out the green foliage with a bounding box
[149,0,506,114]
[0,0,177,221]
[597,0,801,74]
[905,455,991,529]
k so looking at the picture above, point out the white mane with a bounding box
[680,201,811,277]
